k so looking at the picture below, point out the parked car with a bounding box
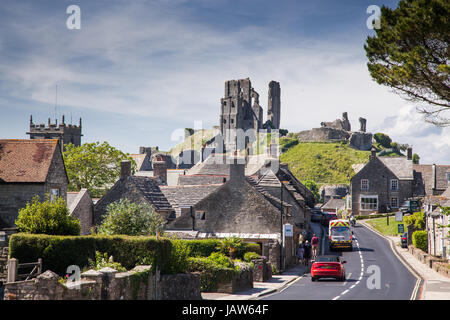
[321,212,338,227]
[400,232,408,248]
[311,208,323,223]
[311,255,346,281]
[400,200,421,214]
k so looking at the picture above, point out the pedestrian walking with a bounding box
[303,240,312,266]
[297,246,304,265]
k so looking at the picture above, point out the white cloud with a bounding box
[1,1,449,163]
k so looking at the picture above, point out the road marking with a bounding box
[332,224,365,300]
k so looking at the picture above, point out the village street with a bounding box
[262,222,419,300]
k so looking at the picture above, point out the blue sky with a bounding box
[0,0,448,163]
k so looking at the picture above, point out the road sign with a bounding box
[284,224,293,237]
[398,223,405,234]
[395,211,403,222]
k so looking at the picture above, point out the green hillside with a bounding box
[280,140,370,185]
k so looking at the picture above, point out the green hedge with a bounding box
[182,239,261,258]
[9,233,173,276]
[412,230,428,253]
[187,257,236,292]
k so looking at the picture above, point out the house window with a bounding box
[390,179,399,191]
[361,179,369,191]
[360,196,378,211]
[195,211,206,220]
[446,172,450,183]
[390,197,399,208]
[50,188,60,202]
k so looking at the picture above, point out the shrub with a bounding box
[15,195,80,236]
[183,239,222,257]
[404,211,425,230]
[207,252,233,268]
[88,251,126,272]
[374,133,392,148]
[412,230,428,252]
[9,233,172,275]
[216,237,246,259]
[98,199,166,236]
[166,240,191,274]
[244,252,261,262]
[187,257,235,292]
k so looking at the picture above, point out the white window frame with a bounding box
[390,179,399,191]
[361,179,369,191]
[360,195,378,211]
[390,197,399,208]
[50,188,60,202]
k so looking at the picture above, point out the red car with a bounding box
[311,255,346,281]
[321,212,338,227]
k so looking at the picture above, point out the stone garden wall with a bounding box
[4,266,202,300]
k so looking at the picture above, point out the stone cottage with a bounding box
[67,189,94,235]
[93,160,174,226]
[0,139,68,228]
[349,148,414,215]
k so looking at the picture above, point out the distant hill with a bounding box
[280,139,370,185]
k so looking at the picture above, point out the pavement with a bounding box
[360,220,450,300]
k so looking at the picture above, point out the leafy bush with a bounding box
[374,133,392,148]
[166,240,191,274]
[15,195,80,236]
[187,257,235,292]
[207,252,233,268]
[216,237,246,259]
[244,252,261,262]
[412,230,428,252]
[98,199,166,236]
[404,211,425,230]
[9,233,172,275]
[88,251,126,272]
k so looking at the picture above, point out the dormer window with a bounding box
[361,179,369,190]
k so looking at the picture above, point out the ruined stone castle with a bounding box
[297,112,373,151]
[219,78,281,151]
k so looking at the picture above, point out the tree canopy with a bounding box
[63,141,136,198]
[364,0,450,125]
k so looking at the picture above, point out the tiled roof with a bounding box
[378,157,414,180]
[129,154,147,171]
[0,139,59,183]
[246,176,292,211]
[160,184,223,215]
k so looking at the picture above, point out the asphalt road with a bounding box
[262,221,418,300]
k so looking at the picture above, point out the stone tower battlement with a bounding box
[27,115,83,151]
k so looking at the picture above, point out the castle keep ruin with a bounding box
[298,112,373,151]
[219,78,281,152]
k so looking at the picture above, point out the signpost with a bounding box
[398,223,405,234]
[395,211,403,222]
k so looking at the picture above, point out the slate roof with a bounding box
[246,176,292,211]
[413,164,450,195]
[178,174,228,186]
[321,198,345,211]
[160,184,223,215]
[129,176,172,211]
[0,139,59,183]
[129,154,147,171]
[378,157,414,180]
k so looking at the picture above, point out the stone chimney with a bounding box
[407,147,412,160]
[432,164,436,191]
[229,157,246,183]
[153,155,167,183]
[370,147,377,160]
[120,160,131,180]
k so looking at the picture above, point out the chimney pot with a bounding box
[407,147,412,160]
